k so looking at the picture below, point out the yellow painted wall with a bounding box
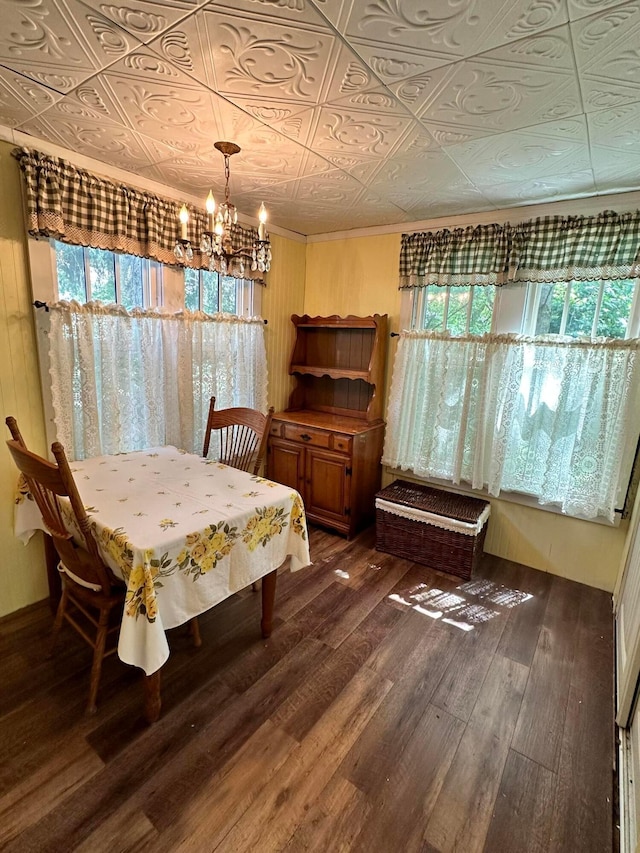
[304,232,626,593]
[262,233,306,413]
[0,140,48,616]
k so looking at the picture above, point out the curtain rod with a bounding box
[32,301,268,323]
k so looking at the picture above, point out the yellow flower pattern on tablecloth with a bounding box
[125,550,160,621]
[14,473,33,505]
[290,493,307,540]
[242,505,288,551]
[98,525,134,576]
[179,521,239,579]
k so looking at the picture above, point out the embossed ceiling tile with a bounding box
[41,77,127,127]
[225,98,314,144]
[405,199,497,219]
[102,43,202,86]
[0,0,142,92]
[308,105,413,157]
[391,122,438,156]
[79,0,200,44]
[18,112,163,171]
[316,42,383,106]
[203,116,310,175]
[162,6,336,104]
[421,58,582,134]
[580,75,640,113]
[386,65,457,116]
[138,157,226,195]
[446,122,591,186]
[587,103,640,151]
[99,69,227,156]
[307,0,351,30]
[419,121,496,147]
[323,152,383,182]
[13,114,70,149]
[0,68,62,127]
[591,144,640,191]
[567,0,630,22]
[571,3,640,78]
[479,171,598,205]
[473,0,569,55]
[370,150,471,196]
[229,144,309,181]
[348,41,452,87]
[478,23,576,70]
[328,86,414,117]
[402,190,496,219]
[343,0,567,60]
[207,0,334,31]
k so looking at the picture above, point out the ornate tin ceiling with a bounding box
[0,0,638,235]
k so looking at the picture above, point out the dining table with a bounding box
[14,445,311,721]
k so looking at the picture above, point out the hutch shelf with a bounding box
[267,314,387,537]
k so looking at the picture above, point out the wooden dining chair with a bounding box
[202,396,274,476]
[5,431,126,714]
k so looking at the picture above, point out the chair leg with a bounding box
[190,616,202,648]
[87,608,109,715]
[48,585,68,659]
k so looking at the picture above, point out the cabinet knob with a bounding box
[300,433,312,441]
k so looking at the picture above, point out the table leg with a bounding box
[261,569,278,638]
[143,670,162,724]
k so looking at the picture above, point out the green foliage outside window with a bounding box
[535,280,635,339]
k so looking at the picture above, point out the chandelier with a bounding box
[174,141,272,277]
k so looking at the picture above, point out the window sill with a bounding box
[383,466,622,528]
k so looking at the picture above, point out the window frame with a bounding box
[183,267,261,318]
[405,278,640,340]
[53,240,163,308]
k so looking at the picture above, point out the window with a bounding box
[408,279,640,340]
[412,285,496,334]
[396,277,640,520]
[523,279,640,339]
[54,241,161,309]
[183,268,258,316]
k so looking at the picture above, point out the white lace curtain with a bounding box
[383,331,640,521]
[48,301,268,460]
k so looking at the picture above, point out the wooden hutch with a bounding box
[267,314,387,537]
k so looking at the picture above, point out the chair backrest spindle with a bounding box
[202,396,274,476]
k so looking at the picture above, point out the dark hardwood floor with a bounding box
[0,525,615,852]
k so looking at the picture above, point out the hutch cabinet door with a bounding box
[304,447,350,526]
[268,438,305,494]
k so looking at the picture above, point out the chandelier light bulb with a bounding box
[258,202,267,240]
[178,204,189,240]
[205,191,215,231]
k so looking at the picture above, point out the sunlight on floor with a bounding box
[388,579,533,632]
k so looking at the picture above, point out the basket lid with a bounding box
[376,480,489,524]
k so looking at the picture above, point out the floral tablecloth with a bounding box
[15,446,310,675]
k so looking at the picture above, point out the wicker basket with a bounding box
[375,480,490,580]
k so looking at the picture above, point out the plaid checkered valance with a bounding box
[13,148,266,283]
[400,210,640,288]
[399,223,520,288]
